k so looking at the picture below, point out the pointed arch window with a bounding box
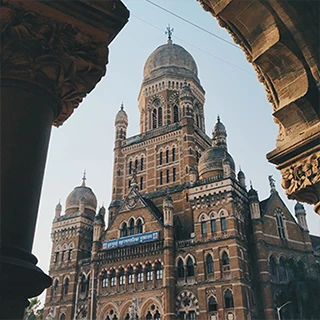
[119,268,125,285]
[177,258,184,278]
[221,217,227,231]
[121,223,128,238]
[60,315,66,320]
[125,314,130,320]
[102,271,108,288]
[158,107,163,127]
[206,255,214,274]
[146,263,153,281]
[68,249,72,260]
[137,265,143,283]
[172,148,176,162]
[211,220,217,233]
[208,296,217,312]
[224,289,234,308]
[141,157,144,170]
[110,269,116,287]
[159,152,163,165]
[129,161,132,174]
[63,278,69,295]
[136,219,143,234]
[269,255,277,276]
[53,279,59,299]
[160,171,163,185]
[166,150,169,163]
[276,213,286,239]
[173,105,179,122]
[279,257,287,282]
[155,262,163,280]
[146,312,152,320]
[128,266,134,284]
[135,159,138,170]
[186,257,195,277]
[166,169,170,183]
[54,252,59,263]
[154,311,161,319]
[152,109,157,129]
[201,221,207,235]
[222,252,230,266]
[80,275,86,293]
[129,219,135,236]
[173,167,176,182]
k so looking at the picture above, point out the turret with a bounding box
[163,193,174,227]
[180,80,194,120]
[248,182,260,219]
[294,202,309,231]
[238,168,246,188]
[92,206,106,258]
[114,103,128,147]
[55,201,62,219]
[189,166,198,185]
[212,116,227,151]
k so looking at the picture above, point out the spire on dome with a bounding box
[165,24,174,44]
[120,102,124,110]
[212,116,227,150]
[82,170,86,186]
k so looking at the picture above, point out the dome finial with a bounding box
[217,115,220,122]
[82,170,86,186]
[250,180,253,189]
[120,102,124,111]
[165,24,174,44]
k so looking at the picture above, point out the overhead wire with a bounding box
[145,0,240,50]
[131,14,255,76]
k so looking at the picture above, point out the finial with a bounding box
[250,180,253,189]
[239,165,242,171]
[217,115,220,122]
[82,170,86,186]
[165,24,174,44]
[268,175,276,193]
[120,102,124,110]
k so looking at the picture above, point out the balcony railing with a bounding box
[97,240,164,263]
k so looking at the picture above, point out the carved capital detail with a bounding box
[281,152,320,213]
[1,3,115,126]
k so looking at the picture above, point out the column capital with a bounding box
[1,0,129,126]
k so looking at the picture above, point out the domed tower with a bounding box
[114,102,128,147]
[294,202,309,231]
[198,117,235,180]
[248,183,261,220]
[45,174,97,318]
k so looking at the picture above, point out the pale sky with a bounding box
[33,0,320,303]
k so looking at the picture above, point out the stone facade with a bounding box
[44,40,319,320]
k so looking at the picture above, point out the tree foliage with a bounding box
[24,297,43,320]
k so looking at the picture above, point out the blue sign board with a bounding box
[102,231,160,250]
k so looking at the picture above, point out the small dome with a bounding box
[294,202,305,211]
[213,116,227,137]
[238,170,245,180]
[65,178,97,215]
[198,146,235,179]
[94,213,105,226]
[115,103,128,126]
[143,43,198,82]
[248,187,258,199]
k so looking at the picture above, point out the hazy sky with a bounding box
[33,0,320,302]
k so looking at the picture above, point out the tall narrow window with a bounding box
[141,157,144,170]
[154,311,161,319]
[222,252,230,266]
[177,258,184,278]
[173,105,179,122]
[152,109,157,129]
[276,214,286,239]
[121,223,127,237]
[129,161,132,174]
[146,312,152,320]
[158,107,163,127]
[61,251,66,261]
[63,278,69,295]
[54,252,59,263]
[211,220,217,233]
[146,263,153,281]
[224,290,234,308]
[136,219,143,234]
[135,159,138,170]
[221,218,227,231]
[269,255,277,276]
[172,148,176,161]
[160,171,163,185]
[110,270,116,287]
[137,265,143,283]
[129,219,135,235]
[60,314,66,320]
[140,176,143,190]
[208,296,217,311]
[68,249,72,260]
[201,221,207,235]
[189,311,196,320]
[53,279,59,298]
[173,168,176,182]
[155,262,163,280]
[206,255,214,274]
[102,272,108,288]
[80,275,86,292]
[279,257,287,281]
[166,169,170,183]
[166,150,169,163]
[119,268,125,285]
[128,267,134,284]
[159,152,163,165]
[196,114,200,127]
[186,257,194,277]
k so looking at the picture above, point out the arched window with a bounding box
[166,150,169,163]
[155,262,163,280]
[102,271,108,288]
[152,109,157,129]
[166,169,170,183]
[221,217,227,231]
[136,219,143,234]
[160,171,163,185]
[173,105,179,122]
[269,255,277,276]
[172,148,176,161]
[129,161,132,174]
[222,252,230,266]
[173,167,176,181]
[119,268,125,285]
[211,220,217,233]
[120,128,123,139]
[146,311,152,320]
[80,275,86,293]
[279,257,287,281]
[54,252,59,263]
[159,152,163,165]
[63,278,69,295]
[196,114,200,127]
[158,107,162,127]
[129,219,135,235]
[53,279,59,298]
[146,263,153,281]
[110,269,116,287]
[61,251,66,261]
[201,221,207,235]
[68,249,72,260]
[128,266,134,284]
[177,258,184,278]
[59,314,66,320]
[276,213,286,239]
[287,259,295,280]
[206,255,214,274]
[186,257,195,277]
[125,314,130,320]
[137,265,143,283]
[208,296,217,312]
[154,310,161,319]
[141,157,144,170]
[140,176,143,190]
[135,159,138,170]
[121,222,128,238]
[224,289,234,308]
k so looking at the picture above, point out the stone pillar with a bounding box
[0,1,128,318]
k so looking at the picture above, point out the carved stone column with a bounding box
[0,1,129,318]
[197,0,320,213]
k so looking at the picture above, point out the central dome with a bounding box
[143,42,198,81]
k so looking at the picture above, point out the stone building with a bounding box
[44,39,320,320]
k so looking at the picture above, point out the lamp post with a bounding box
[277,301,292,320]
